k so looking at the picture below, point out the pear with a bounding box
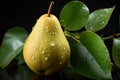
[23,2,70,75]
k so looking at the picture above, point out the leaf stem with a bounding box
[48,1,54,17]
[64,30,80,42]
[102,33,120,40]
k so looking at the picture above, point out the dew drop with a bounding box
[63,47,66,50]
[102,21,105,24]
[59,62,62,65]
[46,26,49,29]
[45,57,48,60]
[42,51,45,54]
[61,56,63,58]
[90,27,93,30]
[54,32,57,35]
[33,47,36,50]
[50,42,55,46]
[100,22,105,25]
[45,40,48,42]
[50,32,56,35]
[32,56,35,59]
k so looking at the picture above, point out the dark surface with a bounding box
[0,0,119,79]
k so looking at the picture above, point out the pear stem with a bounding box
[48,1,54,17]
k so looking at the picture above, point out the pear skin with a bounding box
[23,13,70,75]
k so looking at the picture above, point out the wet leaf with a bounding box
[112,38,120,68]
[0,39,23,68]
[0,27,28,68]
[85,6,115,32]
[70,31,112,79]
[60,1,89,31]
[3,27,28,42]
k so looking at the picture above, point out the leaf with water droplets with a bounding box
[71,31,112,79]
[85,6,115,32]
[60,1,89,31]
[112,38,120,68]
[3,27,28,42]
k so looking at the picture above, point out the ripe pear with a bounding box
[23,2,70,75]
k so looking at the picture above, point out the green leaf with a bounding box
[85,6,115,32]
[112,38,120,68]
[0,39,23,68]
[60,1,89,31]
[0,27,28,69]
[3,27,28,42]
[70,31,111,79]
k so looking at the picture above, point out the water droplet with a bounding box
[50,32,56,35]
[90,27,93,30]
[59,62,62,65]
[50,42,55,46]
[45,57,48,60]
[33,47,36,50]
[100,22,105,26]
[32,56,35,59]
[102,22,105,24]
[45,40,48,42]
[42,51,45,54]
[61,56,63,58]
[54,32,57,35]
[63,47,66,50]
[46,26,49,29]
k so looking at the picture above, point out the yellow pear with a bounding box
[23,2,70,75]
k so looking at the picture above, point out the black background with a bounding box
[0,0,119,39]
